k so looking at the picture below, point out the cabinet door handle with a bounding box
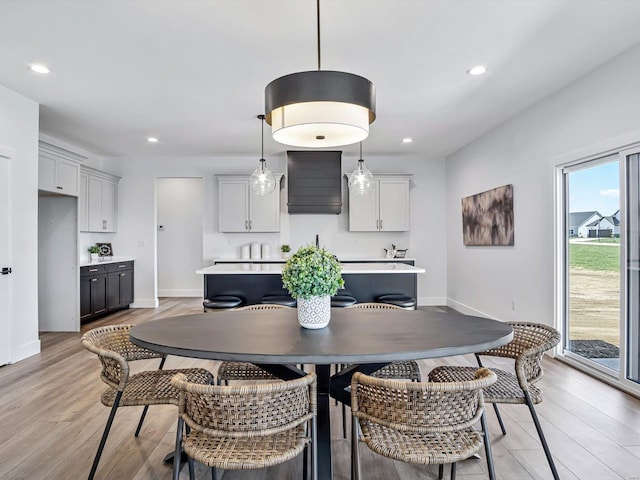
[91,278,98,282]
[120,273,126,277]
[118,265,126,268]
[245,220,248,230]
[88,268,98,272]
[56,186,63,190]
[379,219,383,230]
[103,220,107,230]
[249,220,252,230]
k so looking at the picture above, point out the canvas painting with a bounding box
[462,184,514,246]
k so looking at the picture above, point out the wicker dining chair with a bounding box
[351,368,497,480]
[216,304,291,385]
[336,302,421,438]
[81,324,214,480]
[346,303,421,380]
[428,322,561,480]
[171,371,317,480]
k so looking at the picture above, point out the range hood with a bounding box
[287,151,342,214]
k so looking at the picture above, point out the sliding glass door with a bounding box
[560,144,640,392]
[626,151,640,383]
[563,156,620,373]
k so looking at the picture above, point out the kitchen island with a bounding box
[196,261,425,305]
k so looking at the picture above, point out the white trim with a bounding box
[550,130,640,167]
[131,298,159,308]
[157,289,202,298]
[11,340,41,364]
[446,298,498,320]
[417,296,447,307]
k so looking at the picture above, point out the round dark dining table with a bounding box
[130,308,513,480]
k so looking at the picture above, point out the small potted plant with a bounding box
[281,245,344,329]
[280,244,291,259]
[88,245,100,262]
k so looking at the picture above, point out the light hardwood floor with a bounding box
[1,298,640,480]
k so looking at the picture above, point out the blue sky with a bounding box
[569,160,619,216]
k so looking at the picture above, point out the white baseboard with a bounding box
[11,339,41,363]
[446,298,499,320]
[131,298,160,308]
[417,296,447,306]
[158,289,202,298]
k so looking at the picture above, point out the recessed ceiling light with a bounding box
[466,65,487,76]
[29,63,50,74]
[402,137,413,144]
[146,137,159,143]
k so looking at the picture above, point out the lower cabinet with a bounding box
[81,261,134,323]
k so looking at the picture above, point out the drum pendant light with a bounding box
[264,0,376,148]
[348,142,374,195]
[249,115,276,195]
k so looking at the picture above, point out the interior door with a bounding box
[0,150,12,365]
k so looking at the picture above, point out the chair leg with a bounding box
[451,462,457,480]
[342,403,347,439]
[211,467,217,480]
[88,391,122,480]
[492,403,507,435]
[188,457,195,480]
[438,464,444,479]
[312,416,318,480]
[303,443,308,480]
[134,405,150,437]
[351,414,360,480]
[524,391,560,480]
[481,411,496,480]
[172,417,184,480]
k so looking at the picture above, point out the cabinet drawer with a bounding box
[107,261,134,273]
[81,264,108,276]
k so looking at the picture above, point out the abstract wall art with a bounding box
[462,184,514,246]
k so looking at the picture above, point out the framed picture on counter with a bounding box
[97,242,113,257]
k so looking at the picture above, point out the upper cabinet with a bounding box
[80,166,120,232]
[38,141,84,196]
[217,175,283,232]
[347,174,412,232]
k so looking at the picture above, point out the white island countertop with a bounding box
[196,262,425,275]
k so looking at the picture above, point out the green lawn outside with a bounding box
[569,243,620,272]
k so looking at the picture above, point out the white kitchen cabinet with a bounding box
[38,142,83,196]
[217,175,282,232]
[347,174,411,232]
[80,166,120,232]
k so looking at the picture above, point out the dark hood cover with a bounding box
[287,151,342,214]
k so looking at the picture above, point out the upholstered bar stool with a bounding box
[202,295,243,312]
[376,294,416,310]
[260,294,297,307]
[331,294,357,308]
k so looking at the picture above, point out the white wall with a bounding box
[105,153,447,307]
[446,43,640,324]
[157,178,203,297]
[0,84,40,362]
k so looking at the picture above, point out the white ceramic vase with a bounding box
[91,253,99,262]
[297,295,331,329]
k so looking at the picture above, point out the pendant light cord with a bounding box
[317,0,321,70]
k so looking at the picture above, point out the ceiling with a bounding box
[2,0,640,160]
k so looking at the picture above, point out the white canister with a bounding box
[261,243,270,259]
[250,242,261,259]
[241,244,250,260]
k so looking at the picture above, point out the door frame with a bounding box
[553,135,640,397]
[0,146,14,365]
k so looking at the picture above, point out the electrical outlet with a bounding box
[511,299,516,310]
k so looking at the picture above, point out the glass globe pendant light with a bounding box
[249,114,276,195]
[348,142,374,195]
